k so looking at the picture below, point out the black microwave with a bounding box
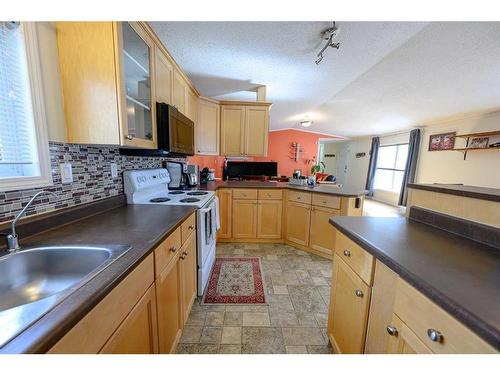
[157,102,194,156]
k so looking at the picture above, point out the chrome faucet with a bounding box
[3,190,57,252]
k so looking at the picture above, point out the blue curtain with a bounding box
[365,137,380,197]
[399,129,421,206]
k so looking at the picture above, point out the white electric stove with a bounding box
[123,168,219,296]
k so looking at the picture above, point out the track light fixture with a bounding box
[315,21,341,65]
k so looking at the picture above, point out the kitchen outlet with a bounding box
[60,163,73,184]
[110,163,118,178]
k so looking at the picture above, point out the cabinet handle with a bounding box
[322,200,327,204]
[180,251,188,260]
[311,207,315,211]
[169,246,177,253]
[427,329,443,343]
[386,325,398,336]
[297,196,301,200]
[343,250,351,257]
[188,225,194,230]
[355,289,364,298]
[125,134,134,140]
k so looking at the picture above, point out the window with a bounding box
[374,144,408,192]
[0,22,51,191]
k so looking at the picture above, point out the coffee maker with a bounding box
[164,161,189,189]
[186,165,199,187]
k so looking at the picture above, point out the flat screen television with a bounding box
[225,161,278,180]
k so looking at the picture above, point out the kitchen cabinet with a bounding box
[156,251,183,353]
[154,46,173,105]
[173,69,188,115]
[285,201,311,247]
[220,103,271,157]
[385,314,432,354]
[100,285,158,354]
[232,199,258,239]
[217,189,233,239]
[327,255,371,354]
[187,89,198,124]
[309,206,338,256]
[180,232,197,323]
[196,98,220,155]
[257,200,283,239]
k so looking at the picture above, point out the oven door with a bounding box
[196,199,217,295]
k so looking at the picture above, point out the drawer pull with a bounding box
[355,289,364,298]
[427,329,443,343]
[180,251,188,260]
[343,250,351,257]
[188,225,194,230]
[169,246,177,253]
[297,196,301,200]
[322,200,327,204]
[386,325,398,336]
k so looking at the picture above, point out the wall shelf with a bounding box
[448,130,500,160]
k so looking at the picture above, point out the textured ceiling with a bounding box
[150,21,500,138]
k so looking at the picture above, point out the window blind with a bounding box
[0,22,39,179]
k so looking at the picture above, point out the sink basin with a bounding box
[0,244,130,349]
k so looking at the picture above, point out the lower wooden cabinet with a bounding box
[309,206,338,256]
[327,255,371,354]
[217,189,233,239]
[156,251,183,354]
[180,232,197,323]
[257,200,283,239]
[100,285,158,354]
[285,201,311,246]
[232,199,258,239]
[385,314,432,354]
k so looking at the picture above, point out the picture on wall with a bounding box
[468,137,489,149]
[428,132,456,151]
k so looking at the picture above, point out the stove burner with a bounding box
[169,191,186,195]
[180,198,201,203]
[149,197,171,202]
[187,191,208,196]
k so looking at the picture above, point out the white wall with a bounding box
[417,110,500,188]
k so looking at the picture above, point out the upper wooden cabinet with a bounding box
[187,89,198,125]
[220,102,271,157]
[154,46,173,105]
[196,98,220,155]
[173,69,188,115]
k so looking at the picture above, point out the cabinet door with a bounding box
[257,200,282,239]
[156,253,182,353]
[244,106,269,156]
[217,189,233,239]
[285,201,311,246]
[180,233,197,323]
[154,47,173,105]
[187,89,198,123]
[309,206,339,256]
[100,285,158,354]
[118,22,156,149]
[386,314,432,354]
[327,256,371,354]
[173,70,187,115]
[196,99,220,155]
[220,105,245,156]
[232,199,258,239]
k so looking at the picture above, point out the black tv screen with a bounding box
[226,162,278,179]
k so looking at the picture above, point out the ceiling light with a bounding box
[300,121,312,127]
[315,21,341,65]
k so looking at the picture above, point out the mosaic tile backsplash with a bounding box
[0,142,186,223]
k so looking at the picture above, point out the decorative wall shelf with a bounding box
[449,130,500,160]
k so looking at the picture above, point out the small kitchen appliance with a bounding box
[164,161,189,190]
[187,164,199,187]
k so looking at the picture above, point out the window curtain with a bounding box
[398,129,421,206]
[365,137,380,196]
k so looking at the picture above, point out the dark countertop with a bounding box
[0,203,196,354]
[200,180,366,197]
[329,216,500,349]
[408,183,500,202]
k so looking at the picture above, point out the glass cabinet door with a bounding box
[120,22,154,146]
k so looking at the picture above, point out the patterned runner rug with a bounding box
[202,257,266,304]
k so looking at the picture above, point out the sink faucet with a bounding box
[2,190,57,252]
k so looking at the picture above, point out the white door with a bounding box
[336,147,350,186]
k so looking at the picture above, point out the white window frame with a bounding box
[374,143,408,193]
[0,22,52,192]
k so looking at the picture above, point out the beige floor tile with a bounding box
[205,311,225,326]
[243,312,271,326]
[282,327,328,346]
[218,344,241,354]
[286,345,308,354]
[179,326,203,344]
[273,285,289,295]
[266,254,278,260]
[221,326,242,344]
[241,327,285,354]
[307,345,332,354]
[200,327,222,344]
[312,277,329,286]
[225,305,268,313]
[224,311,243,326]
[185,311,206,326]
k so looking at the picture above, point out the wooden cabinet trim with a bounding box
[334,231,374,285]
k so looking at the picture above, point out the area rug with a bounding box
[202,257,266,304]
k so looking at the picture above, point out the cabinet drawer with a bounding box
[312,193,340,209]
[181,213,196,244]
[233,189,258,200]
[334,231,374,285]
[288,190,312,204]
[155,227,182,277]
[258,189,283,200]
[394,279,496,354]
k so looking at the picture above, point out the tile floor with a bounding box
[176,242,333,354]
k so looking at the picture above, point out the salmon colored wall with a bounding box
[188,129,336,178]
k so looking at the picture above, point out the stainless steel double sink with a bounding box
[0,244,130,349]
